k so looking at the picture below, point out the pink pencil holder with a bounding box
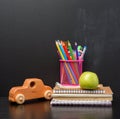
[60,60,83,85]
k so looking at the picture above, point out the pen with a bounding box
[75,42,79,60]
[79,46,87,60]
[77,45,83,50]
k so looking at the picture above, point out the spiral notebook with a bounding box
[53,83,105,94]
[52,87,113,98]
[51,83,113,106]
[52,97,112,101]
[50,99,112,106]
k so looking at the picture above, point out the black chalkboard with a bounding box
[0,0,120,100]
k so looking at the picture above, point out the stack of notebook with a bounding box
[50,82,113,106]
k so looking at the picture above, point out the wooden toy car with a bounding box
[9,78,53,104]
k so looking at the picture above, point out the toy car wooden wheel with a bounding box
[44,90,52,100]
[15,94,25,104]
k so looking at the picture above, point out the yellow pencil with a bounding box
[55,41,76,84]
[55,41,64,60]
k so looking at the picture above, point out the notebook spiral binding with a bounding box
[53,89,105,94]
[50,99,112,106]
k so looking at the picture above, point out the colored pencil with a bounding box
[55,41,76,84]
[57,40,78,84]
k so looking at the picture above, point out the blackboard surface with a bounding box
[0,0,120,100]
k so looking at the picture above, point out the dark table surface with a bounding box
[0,97,120,119]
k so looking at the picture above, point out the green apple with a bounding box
[79,71,99,89]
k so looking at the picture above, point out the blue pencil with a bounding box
[57,40,78,84]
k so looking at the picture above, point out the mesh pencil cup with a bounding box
[60,60,83,85]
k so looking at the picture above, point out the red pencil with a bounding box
[61,41,79,80]
[61,41,72,60]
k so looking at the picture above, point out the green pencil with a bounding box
[68,41,75,60]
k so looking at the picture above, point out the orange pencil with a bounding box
[61,41,79,80]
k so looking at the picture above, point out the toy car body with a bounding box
[9,78,53,104]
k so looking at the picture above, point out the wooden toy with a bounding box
[9,78,53,104]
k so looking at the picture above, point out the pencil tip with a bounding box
[75,42,77,45]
